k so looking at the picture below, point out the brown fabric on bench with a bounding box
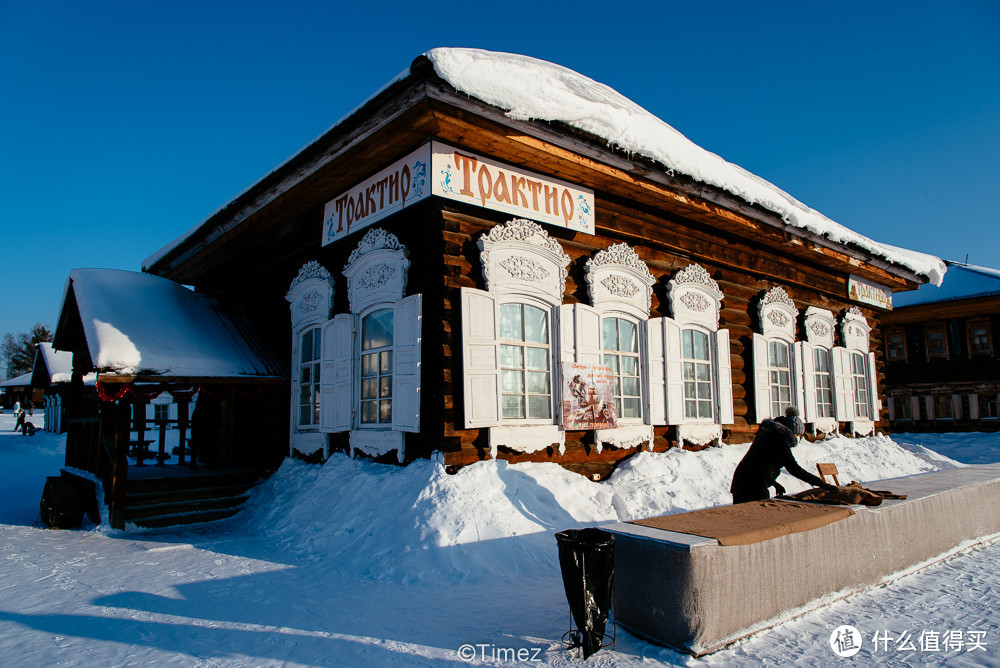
[629,500,855,546]
[784,482,908,507]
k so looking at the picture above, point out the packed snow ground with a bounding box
[1,409,997,666]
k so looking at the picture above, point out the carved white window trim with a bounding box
[285,261,335,457]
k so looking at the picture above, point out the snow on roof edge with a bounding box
[143,48,945,287]
[424,48,945,286]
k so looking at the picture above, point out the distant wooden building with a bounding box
[882,261,1000,432]
[138,49,942,480]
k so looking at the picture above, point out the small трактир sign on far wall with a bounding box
[322,141,596,246]
[848,274,893,310]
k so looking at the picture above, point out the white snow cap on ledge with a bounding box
[425,48,946,286]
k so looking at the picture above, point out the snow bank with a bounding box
[238,434,948,584]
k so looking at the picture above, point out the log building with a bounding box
[882,261,1000,432]
[126,49,944,481]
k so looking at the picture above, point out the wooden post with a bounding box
[106,400,130,531]
[176,393,190,466]
[156,415,168,464]
[134,399,148,465]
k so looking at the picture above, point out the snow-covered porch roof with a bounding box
[52,269,286,384]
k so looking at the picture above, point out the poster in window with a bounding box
[561,362,617,430]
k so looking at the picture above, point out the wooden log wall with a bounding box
[417,198,889,479]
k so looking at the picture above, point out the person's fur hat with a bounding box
[775,406,805,435]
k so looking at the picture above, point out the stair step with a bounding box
[131,506,246,529]
[128,483,258,506]
[126,494,250,521]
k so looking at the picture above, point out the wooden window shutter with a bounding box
[647,317,667,426]
[715,328,734,425]
[663,318,684,426]
[461,287,501,428]
[832,346,854,422]
[866,351,880,420]
[752,333,772,422]
[321,313,356,433]
[791,341,806,416]
[560,303,603,364]
[799,342,818,422]
[392,294,422,433]
[887,396,896,421]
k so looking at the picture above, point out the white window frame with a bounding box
[601,314,644,423]
[322,228,421,463]
[285,261,336,458]
[461,219,570,457]
[358,304,395,428]
[836,307,878,437]
[499,297,556,424]
[752,286,802,423]
[681,325,715,423]
[582,243,657,451]
[800,307,839,434]
[651,263,733,448]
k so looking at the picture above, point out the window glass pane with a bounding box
[379,400,392,423]
[313,331,322,360]
[620,320,637,353]
[528,395,551,419]
[500,345,523,369]
[361,309,393,350]
[684,382,696,399]
[699,401,712,419]
[526,347,548,371]
[527,371,549,394]
[696,363,710,381]
[622,376,639,397]
[361,401,377,424]
[685,402,698,419]
[380,351,393,373]
[300,329,314,364]
[379,377,392,398]
[499,304,522,341]
[603,353,615,370]
[623,398,640,418]
[501,370,523,393]
[362,378,377,399]
[682,330,693,359]
[299,385,311,407]
[683,361,695,381]
[698,381,712,400]
[621,356,637,376]
[523,305,548,344]
[502,395,525,419]
[301,366,311,384]
[362,353,377,377]
[692,331,709,360]
[769,341,789,368]
[603,318,618,351]
[299,405,312,425]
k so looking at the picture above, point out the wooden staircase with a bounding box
[124,470,263,529]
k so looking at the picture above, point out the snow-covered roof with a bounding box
[0,372,33,388]
[893,261,1000,308]
[57,268,285,379]
[34,342,73,384]
[144,48,946,286]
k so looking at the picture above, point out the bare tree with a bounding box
[1,324,52,379]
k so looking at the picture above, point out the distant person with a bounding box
[22,420,37,436]
[730,406,837,504]
[13,401,20,415]
[14,408,26,433]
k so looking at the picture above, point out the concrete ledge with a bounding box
[605,464,1000,656]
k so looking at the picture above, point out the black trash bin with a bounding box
[554,527,615,659]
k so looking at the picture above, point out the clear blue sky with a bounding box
[1,0,997,348]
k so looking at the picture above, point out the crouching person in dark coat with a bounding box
[730,406,836,504]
